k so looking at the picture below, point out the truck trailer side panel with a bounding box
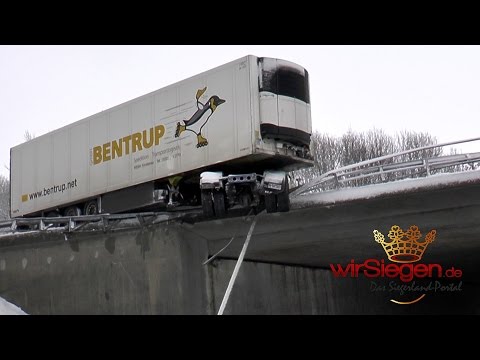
[11,56,255,217]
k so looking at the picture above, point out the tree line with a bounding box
[292,128,445,188]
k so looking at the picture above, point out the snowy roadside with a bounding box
[292,169,480,208]
[0,296,28,315]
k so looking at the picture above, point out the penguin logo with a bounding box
[175,87,226,148]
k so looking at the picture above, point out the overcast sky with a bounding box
[1,45,480,178]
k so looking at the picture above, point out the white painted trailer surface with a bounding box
[11,55,312,217]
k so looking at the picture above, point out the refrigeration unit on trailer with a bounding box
[10,55,313,219]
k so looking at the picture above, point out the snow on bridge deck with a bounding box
[292,169,480,209]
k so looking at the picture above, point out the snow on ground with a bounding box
[0,296,27,315]
[292,169,480,208]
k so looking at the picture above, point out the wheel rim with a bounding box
[85,202,97,215]
[65,207,81,217]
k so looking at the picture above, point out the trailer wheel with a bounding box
[201,190,214,218]
[276,176,290,212]
[46,211,61,228]
[213,191,226,218]
[64,206,82,217]
[84,200,98,215]
[46,211,60,218]
[265,194,277,213]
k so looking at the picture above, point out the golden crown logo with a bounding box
[373,225,436,263]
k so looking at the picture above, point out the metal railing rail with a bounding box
[0,211,188,235]
[291,137,480,197]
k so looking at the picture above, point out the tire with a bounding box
[84,200,98,215]
[277,176,290,212]
[64,206,82,217]
[213,191,226,218]
[265,194,277,213]
[201,190,214,218]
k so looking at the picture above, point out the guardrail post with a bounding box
[333,173,340,189]
[68,218,75,232]
[102,216,110,232]
[380,166,386,182]
[424,159,430,176]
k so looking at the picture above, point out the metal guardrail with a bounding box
[0,212,188,235]
[291,137,480,197]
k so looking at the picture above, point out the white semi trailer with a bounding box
[10,55,313,219]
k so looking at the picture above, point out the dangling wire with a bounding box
[202,208,254,266]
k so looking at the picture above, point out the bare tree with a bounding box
[24,130,35,142]
[292,132,341,187]
[292,128,445,188]
[0,175,9,220]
